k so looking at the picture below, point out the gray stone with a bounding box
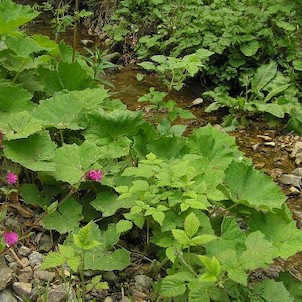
[4,254,14,263]
[28,251,44,267]
[4,218,21,229]
[20,257,30,267]
[104,297,114,302]
[0,289,18,302]
[0,268,14,290]
[18,272,32,283]
[0,256,7,269]
[12,282,32,297]
[134,274,153,290]
[8,262,18,271]
[37,234,53,252]
[279,174,302,188]
[47,284,74,302]
[18,246,31,257]
[292,168,302,177]
[34,270,55,282]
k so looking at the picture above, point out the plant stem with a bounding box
[72,0,79,62]
[59,129,64,146]
[80,251,86,302]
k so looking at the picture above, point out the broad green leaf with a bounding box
[4,131,56,171]
[1,111,42,140]
[73,222,101,250]
[276,20,296,31]
[32,34,60,56]
[138,61,155,71]
[240,40,260,57]
[49,141,103,185]
[0,83,34,120]
[187,125,242,170]
[40,252,65,269]
[223,161,286,211]
[116,220,133,234]
[152,211,165,226]
[20,184,53,209]
[252,61,277,92]
[42,198,83,234]
[0,0,39,34]
[91,191,135,217]
[248,211,302,259]
[33,93,85,130]
[253,102,285,118]
[252,279,294,302]
[198,256,221,277]
[240,231,274,270]
[84,110,148,141]
[84,248,130,271]
[58,244,75,258]
[278,272,302,302]
[57,61,94,91]
[188,285,210,302]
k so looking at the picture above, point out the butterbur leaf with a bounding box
[4,131,56,172]
[223,161,286,211]
[252,279,294,302]
[0,0,40,34]
[49,142,103,185]
[84,249,130,271]
[184,212,200,238]
[42,198,82,234]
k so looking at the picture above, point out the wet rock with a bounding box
[279,174,302,188]
[18,246,31,257]
[34,270,55,282]
[0,289,18,302]
[0,268,14,290]
[28,251,44,267]
[12,282,32,297]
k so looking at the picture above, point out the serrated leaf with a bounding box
[49,141,103,185]
[240,40,260,57]
[20,183,52,209]
[172,229,191,245]
[252,279,294,302]
[67,255,81,272]
[160,277,187,298]
[152,211,165,225]
[58,244,75,258]
[0,0,40,34]
[91,191,135,217]
[4,131,56,171]
[166,247,176,263]
[84,248,130,271]
[248,211,302,259]
[223,161,286,211]
[184,212,200,238]
[116,220,133,234]
[188,286,210,302]
[190,234,217,246]
[73,222,101,250]
[40,252,65,269]
[42,198,83,234]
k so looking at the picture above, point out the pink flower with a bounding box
[4,231,18,246]
[6,172,18,185]
[85,170,103,182]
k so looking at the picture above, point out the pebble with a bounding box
[12,282,32,297]
[134,275,152,289]
[35,233,53,252]
[279,174,302,188]
[0,268,14,290]
[104,297,114,302]
[263,141,276,147]
[0,289,18,302]
[34,270,55,282]
[28,251,44,267]
[293,168,302,176]
[18,272,32,283]
[8,262,18,271]
[47,283,74,302]
[288,186,300,195]
[20,257,30,267]
[18,246,31,257]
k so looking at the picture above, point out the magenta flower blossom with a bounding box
[6,172,18,185]
[4,231,18,246]
[85,170,103,182]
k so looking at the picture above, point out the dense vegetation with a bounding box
[1,0,302,301]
